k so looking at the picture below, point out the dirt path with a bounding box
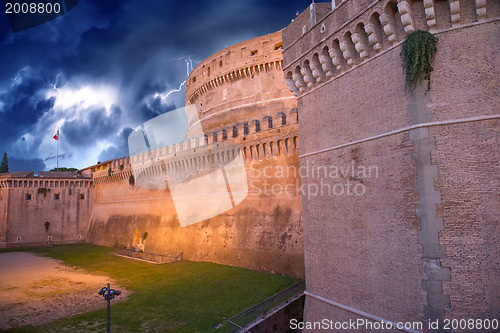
[0,252,130,330]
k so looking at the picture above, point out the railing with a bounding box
[227,280,306,333]
[114,249,183,264]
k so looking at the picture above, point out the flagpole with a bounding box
[57,127,59,170]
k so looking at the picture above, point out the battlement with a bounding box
[92,112,299,185]
[283,0,499,97]
[0,172,92,189]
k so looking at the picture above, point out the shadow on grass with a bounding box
[1,244,299,332]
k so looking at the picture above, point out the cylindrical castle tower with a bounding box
[86,30,305,278]
[185,30,298,138]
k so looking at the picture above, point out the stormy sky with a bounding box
[0,0,309,171]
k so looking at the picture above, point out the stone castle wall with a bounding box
[283,0,499,329]
[86,31,305,278]
[0,172,93,247]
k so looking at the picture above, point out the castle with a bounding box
[0,0,498,330]
[81,30,305,278]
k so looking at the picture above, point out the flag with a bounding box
[53,128,59,141]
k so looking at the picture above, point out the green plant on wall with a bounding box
[108,168,114,176]
[119,164,124,171]
[142,232,148,241]
[129,174,135,186]
[37,187,50,198]
[400,30,438,94]
[44,221,50,232]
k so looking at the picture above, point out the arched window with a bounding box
[252,120,261,133]
[277,112,286,126]
[290,108,299,123]
[263,116,273,129]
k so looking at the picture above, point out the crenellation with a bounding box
[97,118,299,181]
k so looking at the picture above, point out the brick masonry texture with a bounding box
[283,0,499,331]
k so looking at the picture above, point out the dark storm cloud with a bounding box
[61,105,122,147]
[0,0,310,171]
[8,156,46,172]
[139,97,177,123]
[0,75,55,140]
[97,127,133,163]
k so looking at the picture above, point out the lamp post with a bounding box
[98,283,121,333]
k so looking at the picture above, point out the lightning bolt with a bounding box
[49,73,68,92]
[11,66,29,81]
[154,56,194,101]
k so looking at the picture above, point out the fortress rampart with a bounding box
[283,0,499,329]
[0,172,93,247]
[86,31,304,278]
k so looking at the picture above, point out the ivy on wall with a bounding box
[37,187,50,198]
[400,30,438,94]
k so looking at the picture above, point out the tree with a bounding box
[0,153,8,173]
[49,167,78,171]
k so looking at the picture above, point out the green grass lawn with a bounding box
[1,244,299,333]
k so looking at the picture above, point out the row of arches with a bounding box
[286,0,497,96]
[242,136,299,161]
[188,60,283,104]
[206,109,298,144]
[0,179,92,189]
